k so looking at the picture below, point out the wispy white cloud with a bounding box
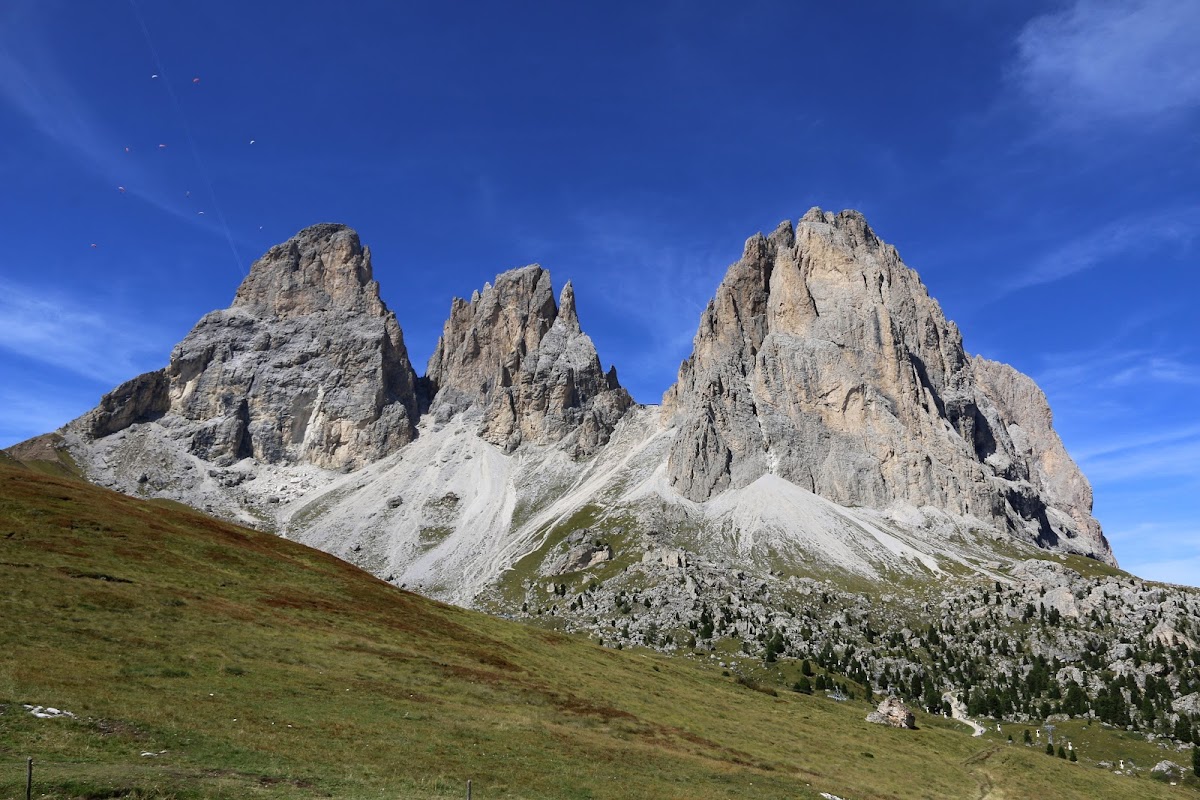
[0,279,168,385]
[1006,205,1199,292]
[1075,423,1200,461]
[1033,342,1200,481]
[1013,0,1200,127]
[1035,345,1200,400]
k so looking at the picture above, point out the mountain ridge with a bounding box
[8,208,1113,597]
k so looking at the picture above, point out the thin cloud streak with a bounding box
[1004,206,1199,292]
[1075,424,1200,461]
[1080,437,1200,483]
[1035,346,1200,406]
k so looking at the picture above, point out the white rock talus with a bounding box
[71,223,422,471]
[662,208,1112,564]
[426,265,632,456]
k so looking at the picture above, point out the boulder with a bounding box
[866,696,916,729]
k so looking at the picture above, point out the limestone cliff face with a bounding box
[74,223,421,470]
[662,208,1113,563]
[426,265,632,455]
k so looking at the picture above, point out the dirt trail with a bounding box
[944,692,986,737]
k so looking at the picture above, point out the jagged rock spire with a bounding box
[427,266,632,455]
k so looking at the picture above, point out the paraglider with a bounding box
[90,243,98,249]
[192,77,200,84]
[123,146,131,153]
[117,186,126,193]
[249,139,255,144]
[158,143,167,149]
[151,73,158,79]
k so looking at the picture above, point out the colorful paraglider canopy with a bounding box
[192,77,200,83]
[90,243,98,248]
[117,186,126,193]
[158,143,167,149]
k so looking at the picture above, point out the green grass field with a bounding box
[0,461,1194,799]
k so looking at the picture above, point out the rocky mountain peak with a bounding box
[232,223,385,319]
[664,207,1113,564]
[427,265,631,455]
[65,224,421,473]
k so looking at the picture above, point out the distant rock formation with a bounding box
[426,265,632,455]
[75,223,422,471]
[662,208,1112,563]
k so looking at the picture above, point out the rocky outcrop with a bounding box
[970,356,1106,558]
[78,371,170,438]
[426,265,632,456]
[662,208,1112,564]
[67,223,422,471]
[866,696,916,729]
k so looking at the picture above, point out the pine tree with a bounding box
[1069,749,1077,763]
[1023,729,1033,745]
[1193,743,1199,775]
[1057,745,1066,759]
[1045,742,1055,756]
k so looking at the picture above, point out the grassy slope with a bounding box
[0,463,1190,800]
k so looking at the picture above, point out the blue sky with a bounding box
[1,1,1196,585]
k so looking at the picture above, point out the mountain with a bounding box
[6,460,1190,799]
[13,209,1109,590]
[10,210,1200,776]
